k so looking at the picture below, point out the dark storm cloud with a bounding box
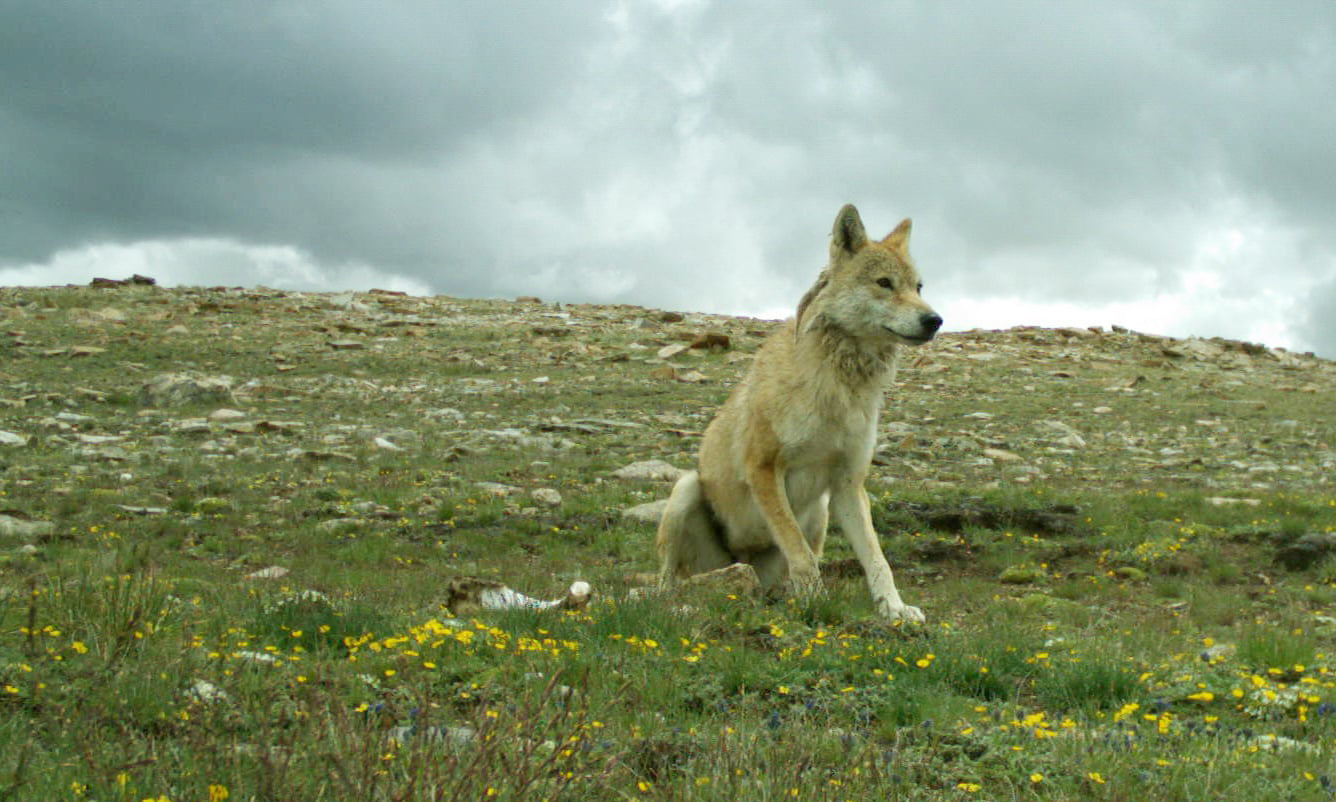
[1,2,602,280]
[2,1,1335,355]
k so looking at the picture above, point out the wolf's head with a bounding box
[795,204,942,346]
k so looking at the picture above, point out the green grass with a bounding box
[2,284,1335,800]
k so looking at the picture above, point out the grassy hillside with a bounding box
[1,283,1333,801]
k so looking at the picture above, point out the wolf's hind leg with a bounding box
[656,471,732,588]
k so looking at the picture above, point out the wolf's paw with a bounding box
[879,600,925,624]
[785,568,824,601]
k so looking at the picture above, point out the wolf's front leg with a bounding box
[746,461,823,600]
[831,483,924,623]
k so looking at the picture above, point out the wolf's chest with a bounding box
[774,397,879,473]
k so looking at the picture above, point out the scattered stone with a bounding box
[677,369,708,384]
[531,488,562,507]
[187,679,230,704]
[622,499,669,525]
[388,725,477,747]
[683,562,761,596]
[1163,338,1225,361]
[208,408,247,422]
[169,419,212,435]
[141,373,237,406]
[0,431,27,447]
[660,311,685,323]
[1039,420,1086,448]
[1205,497,1261,507]
[657,343,689,360]
[316,518,362,534]
[246,565,290,580]
[373,436,402,451]
[475,482,522,498]
[613,460,686,482]
[515,296,543,304]
[68,345,106,357]
[0,515,56,540]
[982,447,1024,463]
[689,332,730,350]
[328,339,364,350]
[115,505,168,516]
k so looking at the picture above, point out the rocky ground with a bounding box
[2,280,1335,801]
[2,282,1331,522]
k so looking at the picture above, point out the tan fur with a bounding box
[655,204,942,622]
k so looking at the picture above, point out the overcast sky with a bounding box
[3,2,1334,357]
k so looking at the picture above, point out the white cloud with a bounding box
[0,239,431,296]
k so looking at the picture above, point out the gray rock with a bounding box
[531,488,563,507]
[0,431,27,447]
[622,499,669,525]
[475,482,522,497]
[613,460,686,482]
[140,373,237,407]
[246,565,290,580]
[0,515,55,540]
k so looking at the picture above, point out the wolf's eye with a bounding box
[916,282,923,293]
[876,277,894,290]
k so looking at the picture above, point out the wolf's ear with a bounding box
[794,270,829,335]
[830,204,868,260]
[882,218,912,252]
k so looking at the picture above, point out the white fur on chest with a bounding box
[773,381,880,504]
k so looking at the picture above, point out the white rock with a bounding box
[622,499,669,525]
[0,515,55,539]
[140,373,236,406]
[1205,497,1261,507]
[657,343,689,360]
[209,408,247,422]
[531,488,563,507]
[0,431,26,446]
[170,419,212,434]
[246,565,290,580]
[613,460,686,482]
[373,437,402,451]
[475,482,521,497]
[187,679,230,704]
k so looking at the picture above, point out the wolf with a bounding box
[655,203,942,622]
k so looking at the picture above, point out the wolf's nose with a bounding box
[920,313,943,335]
